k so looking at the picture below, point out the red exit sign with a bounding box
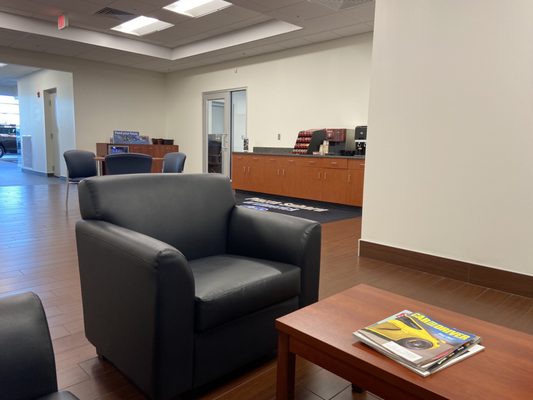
[58,14,69,30]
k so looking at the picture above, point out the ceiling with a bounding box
[0,0,374,85]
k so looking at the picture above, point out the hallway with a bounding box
[0,155,63,186]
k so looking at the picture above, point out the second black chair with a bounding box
[162,152,186,173]
[63,150,97,209]
[105,153,152,175]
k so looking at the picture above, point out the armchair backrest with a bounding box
[78,173,236,260]
[105,153,153,175]
[162,152,186,173]
[0,292,58,399]
[63,149,97,180]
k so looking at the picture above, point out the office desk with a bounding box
[96,143,179,173]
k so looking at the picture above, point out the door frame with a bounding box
[43,88,60,176]
[202,87,247,175]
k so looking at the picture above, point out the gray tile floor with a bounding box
[0,155,64,186]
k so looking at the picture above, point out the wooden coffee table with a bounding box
[276,284,533,400]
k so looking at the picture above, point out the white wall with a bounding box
[165,34,372,172]
[18,69,75,176]
[72,63,166,152]
[3,46,166,176]
[363,0,533,276]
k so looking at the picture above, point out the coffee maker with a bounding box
[355,125,367,156]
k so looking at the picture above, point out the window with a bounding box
[0,95,19,126]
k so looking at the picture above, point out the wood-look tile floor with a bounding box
[1,183,532,400]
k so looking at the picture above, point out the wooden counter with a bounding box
[96,143,179,173]
[231,152,365,206]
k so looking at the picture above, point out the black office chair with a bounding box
[0,292,79,400]
[105,153,152,175]
[162,152,186,173]
[208,140,222,173]
[63,150,97,210]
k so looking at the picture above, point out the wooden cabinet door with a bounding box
[247,156,264,192]
[346,160,365,206]
[321,168,348,204]
[281,158,300,198]
[298,166,323,201]
[263,157,282,195]
[232,155,247,189]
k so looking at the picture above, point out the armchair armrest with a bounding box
[0,292,58,399]
[227,206,321,307]
[75,220,194,399]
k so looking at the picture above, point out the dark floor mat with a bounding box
[235,190,362,223]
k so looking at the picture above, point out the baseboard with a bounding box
[21,168,63,179]
[21,167,47,176]
[359,240,533,298]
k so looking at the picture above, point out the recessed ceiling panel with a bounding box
[0,0,374,72]
[107,0,161,15]
[333,23,372,37]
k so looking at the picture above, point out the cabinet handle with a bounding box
[282,169,285,176]
[324,172,327,180]
[318,171,321,179]
[277,169,280,176]
[247,166,250,173]
[331,162,337,165]
[243,166,246,173]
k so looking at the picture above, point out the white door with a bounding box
[44,89,60,177]
[203,89,247,177]
[231,90,247,152]
[203,91,231,176]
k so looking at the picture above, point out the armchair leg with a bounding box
[351,384,364,393]
[65,181,70,211]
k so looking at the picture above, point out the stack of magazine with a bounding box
[353,310,484,376]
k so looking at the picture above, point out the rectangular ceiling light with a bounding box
[111,16,173,36]
[0,63,7,67]
[164,0,231,18]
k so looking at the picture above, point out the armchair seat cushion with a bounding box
[190,255,300,331]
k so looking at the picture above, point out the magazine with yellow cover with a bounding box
[354,310,481,368]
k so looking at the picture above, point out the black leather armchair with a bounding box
[75,173,321,400]
[0,292,79,400]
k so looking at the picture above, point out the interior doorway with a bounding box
[44,88,60,177]
[202,88,247,177]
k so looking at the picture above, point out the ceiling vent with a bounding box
[307,0,373,11]
[94,7,135,21]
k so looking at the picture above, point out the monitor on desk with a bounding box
[108,145,129,154]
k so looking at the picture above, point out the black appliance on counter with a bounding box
[354,125,367,155]
[340,126,366,156]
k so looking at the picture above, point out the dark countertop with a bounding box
[233,151,365,160]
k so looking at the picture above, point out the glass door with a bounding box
[203,91,230,176]
[203,89,247,177]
